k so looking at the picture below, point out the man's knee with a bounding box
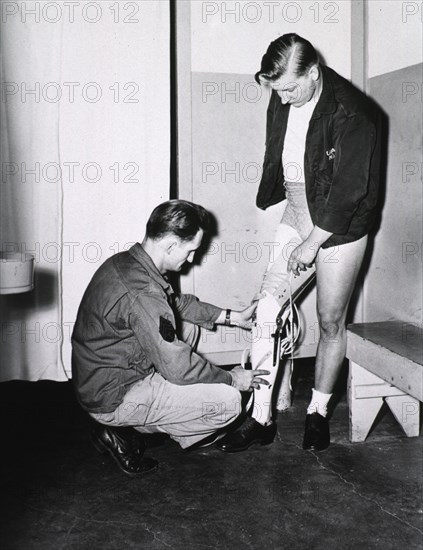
[317,317,345,342]
[201,385,241,428]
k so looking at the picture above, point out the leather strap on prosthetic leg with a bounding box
[249,267,317,424]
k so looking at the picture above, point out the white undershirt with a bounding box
[282,98,318,183]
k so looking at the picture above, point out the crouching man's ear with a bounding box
[158,235,178,256]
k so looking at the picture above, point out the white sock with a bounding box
[307,388,332,417]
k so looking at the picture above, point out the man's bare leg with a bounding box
[303,235,367,450]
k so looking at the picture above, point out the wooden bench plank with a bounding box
[347,322,423,402]
[354,383,407,399]
[347,321,423,365]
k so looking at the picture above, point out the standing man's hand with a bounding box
[287,226,333,275]
[287,240,318,276]
[229,366,270,391]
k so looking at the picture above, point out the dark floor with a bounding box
[1,362,422,550]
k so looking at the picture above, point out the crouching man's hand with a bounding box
[229,366,270,392]
[230,302,258,329]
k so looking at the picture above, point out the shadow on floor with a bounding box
[0,361,422,550]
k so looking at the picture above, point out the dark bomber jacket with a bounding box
[256,65,382,248]
[71,243,231,413]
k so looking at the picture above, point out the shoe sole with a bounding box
[217,438,275,453]
[303,443,330,452]
[91,431,158,477]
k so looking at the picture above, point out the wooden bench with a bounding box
[346,321,423,442]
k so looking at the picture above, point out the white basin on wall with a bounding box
[0,252,35,295]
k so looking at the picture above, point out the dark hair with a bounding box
[146,200,211,241]
[255,33,318,84]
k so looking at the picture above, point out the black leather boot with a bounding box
[91,425,158,477]
[216,417,277,452]
[302,412,330,451]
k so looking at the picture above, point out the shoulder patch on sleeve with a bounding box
[159,316,176,342]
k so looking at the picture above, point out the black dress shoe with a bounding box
[216,417,277,452]
[91,425,158,477]
[302,413,330,451]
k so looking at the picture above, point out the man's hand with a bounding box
[287,226,333,275]
[230,366,270,391]
[231,302,258,329]
[287,240,317,276]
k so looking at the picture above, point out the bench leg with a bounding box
[348,362,384,442]
[349,361,421,441]
[385,395,420,437]
[348,396,384,443]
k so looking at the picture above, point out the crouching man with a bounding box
[71,200,268,477]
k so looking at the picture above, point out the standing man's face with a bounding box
[265,65,320,108]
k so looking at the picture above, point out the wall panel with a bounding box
[178,1,353,363]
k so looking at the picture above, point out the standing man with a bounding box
[72,200,268,476]
[217,34,381,453]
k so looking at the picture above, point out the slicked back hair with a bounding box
[255,33,318,84]
[146,200,211,242]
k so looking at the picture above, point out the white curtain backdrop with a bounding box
[0,1,170,381]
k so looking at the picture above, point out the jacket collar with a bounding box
[312,65,337,117]
[128,242,173,295]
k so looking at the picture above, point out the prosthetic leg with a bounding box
[217,267,316,452]
[250,267,316,424]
